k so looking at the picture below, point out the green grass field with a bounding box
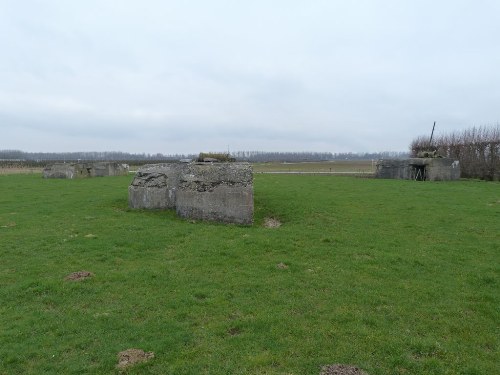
[0,173,498,374]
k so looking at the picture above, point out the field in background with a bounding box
[0,160,376,176]
[0,174,498,374]
[0,167,43,175]
[252,160,375,174]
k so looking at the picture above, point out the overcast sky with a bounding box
[1,0,499,154]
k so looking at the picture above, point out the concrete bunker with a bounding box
[128,162,253,225]
[376,157,460,181]
[128,163,183,209]
[42,163,77,179]
[43,162,129,179]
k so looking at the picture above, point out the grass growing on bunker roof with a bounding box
[0,173,498,374]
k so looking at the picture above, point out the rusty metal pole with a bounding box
[429,121,436,147]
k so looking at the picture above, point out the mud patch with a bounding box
[117,348,154,370]
[264,217,281,228]
[320,364,369,375]
[227,327,242,336]
[65,271,94,281]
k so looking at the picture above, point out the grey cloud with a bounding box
[1,0,499,153]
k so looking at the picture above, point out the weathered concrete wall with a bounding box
[43,163,76,179]
[43,162,129,179]
[128,164,182,209]
[175,163,253,225]
[426,158,461,181]
[376,158,460,181]
[375,159,411,179]
[128,162,254,224]
[89,162,129,177]
[73,162,129,178]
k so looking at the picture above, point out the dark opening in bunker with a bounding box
[411,164,427,181]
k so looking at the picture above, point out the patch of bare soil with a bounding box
[276,262,289,269]
[227,327,242,336]
[117,348,154,370]
[264,217,282,228]
[64,271,94,281]
[320,364,369,375]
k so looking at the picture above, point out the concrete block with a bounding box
[175,163,254,224]
[376,158,460,181]
[43,162,129,179]
[128,162,254,224]
[128,164,182,209]
[42,163,76,179]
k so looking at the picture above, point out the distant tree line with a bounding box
[230,151,334,162]
[0,149,408,166]
[330,151,409,160]
[410,124,500,180]
[230,151,407,162]
[0,150,197,162]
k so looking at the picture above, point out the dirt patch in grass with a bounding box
[320,364,369,375]
[276,262,289,269]
[64,271,94,281]
[264,217,281,228]
[117,348,154,370]
[227,327,242,336]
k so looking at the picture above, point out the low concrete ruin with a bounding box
[43,162,129,179]
[176,163,254,224]
[128,163,183,209]
[42,163,77,179]
[128,162,254,224]
[376,157,460,181]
